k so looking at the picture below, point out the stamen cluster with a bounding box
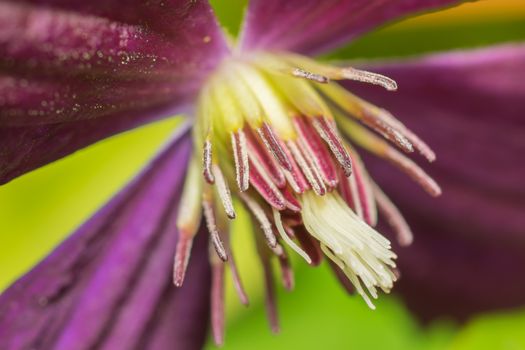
[174,51,440,345]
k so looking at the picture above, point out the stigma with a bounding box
[175,51,440,344]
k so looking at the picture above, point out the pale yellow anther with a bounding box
[225,66,264,128]
[233,63,296,139]
[210,78,244,132]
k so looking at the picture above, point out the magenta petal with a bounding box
[240,0,463,55]
[347,44,525,319]
[0,1,228,83]
[0,0,228,183]
[0,129,210,350]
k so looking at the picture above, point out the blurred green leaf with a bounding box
[207,263,456,350]
[450,309,525,350]
[328,19,525,59]
[210,0,248,37]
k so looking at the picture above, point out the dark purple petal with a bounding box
[0,128,211,350]
[0,103,191,185]
[240,0,464,56]
[0,1,228,84]
[346,44,525,320]
[0,0,228,183]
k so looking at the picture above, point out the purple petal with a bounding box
[0,0,228,182]
[346,44,525,320]
[1,1,228,84]
[0,103,190,185]
[0,127,210,350]
[240,0,464,56]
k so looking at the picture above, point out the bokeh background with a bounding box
[1,1,525,349]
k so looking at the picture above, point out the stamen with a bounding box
[293,116,338,188]
[211,262,225,346]
[400,127,436,162]
[339,168,364,219]
[231,130,250,192]
[282,187,302,212]
[292,68,329,84]
[240,193,278,248]
[261,258,280,333]
[385,148,441,197]
[287,141,326,196]
[273,209,312,264]
[347,149,378,226]
[174,157,202,286]
[337,117,441,197]
[280,142,310,193]
[246,129,286,187]
[341,68,398,91]
[203,138,215,183]
[228,250,250,305]
[312,117,353,177]
[377,113,436,162]
[173,236,193,287]
[249,157,287,210]
[203,198,228,262]
[373,183,413,246]
[257,123,293,171]
[277,248,295,291]
[212,164,236,219]
[294,225,323,266]
[361,109,414,154]
[320,84,430,156]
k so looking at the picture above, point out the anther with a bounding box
[203,199,228,261]
[341,68,398,91]
[246,132,286,188]
[231,130,250,191]
[292,68,329,84]
[249,158,287,210]
[361,109,414,154]
[203,138,215,183]
[312,117,353,177]
[293,116,338,188]
[212,164,236,219]
[287,141,326,195]
[257,123,293,171]
[280,142,310,193]
[240,193,278,248]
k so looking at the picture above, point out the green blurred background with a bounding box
[1,1,525,349]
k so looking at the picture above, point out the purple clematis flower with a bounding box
[1,0,524,349]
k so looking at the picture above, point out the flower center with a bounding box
[175,51,440,316]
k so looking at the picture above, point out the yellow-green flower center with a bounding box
[175,51,440,315]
